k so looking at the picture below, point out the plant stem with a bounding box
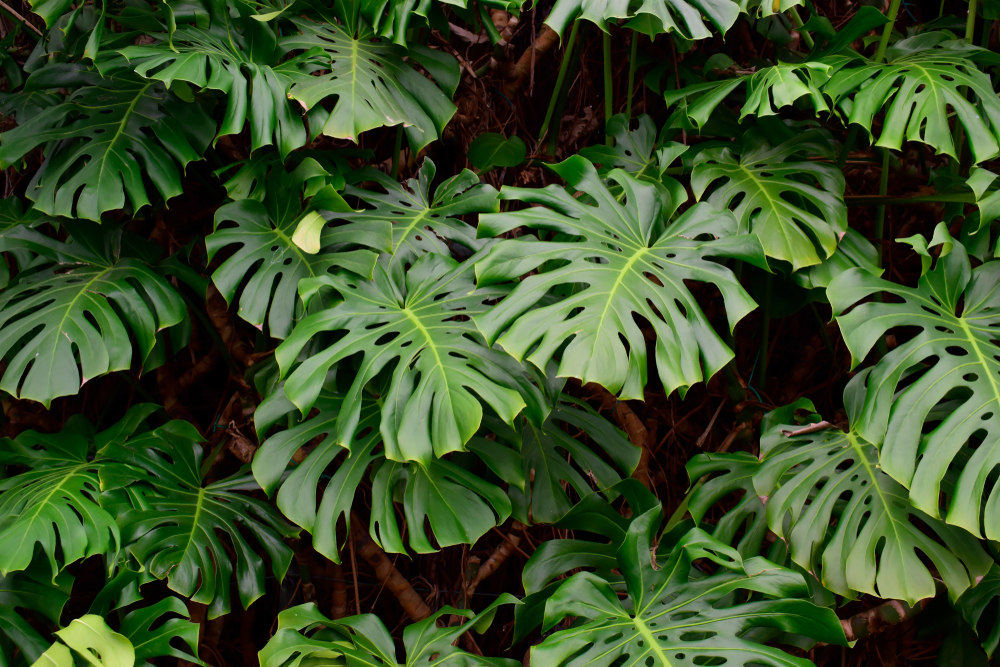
[873,147,890,360]
[874,0,904,63]
[538,20,580,149]
[626,31,639,120]
[391,125,404,180]
[788,6,815,50]
[478,2,502,44]
[603,28,613,146]
[758,271,771,394]
[0,0,42,37]
[968,0,979,42]
[836,125,859,171]
[547,23,586,156]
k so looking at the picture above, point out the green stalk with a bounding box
[873,147,890,360]
[478,2,502,44]
[836,125,860,170]
[625,31,639,120]
[391,125,404,180]
[967,0,979,42]
[787,6,815,50]
[758,271,771,393]
[603,28,613,146]
[547,24,586,155]
[538,20,580,149]
[874,0,904,63]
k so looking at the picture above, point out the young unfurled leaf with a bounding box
[475,156,766,400]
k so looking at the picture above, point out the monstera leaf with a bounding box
[281,7,458,153]
[0,65,214,221]
[118,7,315,158]
[491,397,641,525]
[755,386,991,605]
[686,451,768,558]
[326,159,494,283]
[829,225,1000,539]
[260,597,520,667]
[531,510,845,667]
[101,421,299,619]
[959,562,1000,658]
[691,130,847,270]
[0,221,186,406]
[793,227,882,290]
[542,0,739,39]
[276,249,546,466]
[826,33,1000,164]
[0,561,73,667]
[475,156,766,401]
[207,160,388,339]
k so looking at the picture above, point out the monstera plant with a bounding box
[2,0,1000,663]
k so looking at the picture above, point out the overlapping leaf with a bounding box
[542,0,739,39]
[0,561,73,667]
[475,156,766,400]
[102,421,299,619]
[0,65,213,220]
[276,250,546,465]
[826,33,1000,163]
[755,388,991,604]
[532,510,846,667]
[830,225,1000,539]
[692,130,847,270]
[959,562,1000,658]
[686,451,767,557]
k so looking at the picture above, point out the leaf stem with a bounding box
[391,125,404,180]
[539,20,580,150]
[758,271,771,393]
[873,147,890,360]
[603,28,613,146]
[626,31,639,120]
[967,0,978,42]
[787,6,815,50]
[874,0,904,63]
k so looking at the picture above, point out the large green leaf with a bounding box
[958,562,1000,658]
[276,250,545,466]
[0,65,213,221]
[532,510,845,667]
[101,421,299,619]
[691,130,847,270]
[327,159,494,284]
[829,225,1000,539]
[207,159,388,339]
[118,597,201,667]
[260,596,519,667]
[0,221,186,407]
[31,616,133,667]
[495,397,641,525]
[0,561,74,667]
[826,33,1000,164]
[542,0,739,39]
[475,156,766,400]
[686,451,767,558]
[118,7,315,158]
[755,388,991,604]
[281,8,457,153]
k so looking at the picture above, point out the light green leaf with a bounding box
[34,616,133,667]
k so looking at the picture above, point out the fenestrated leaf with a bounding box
[958,562,1000,658]
[276,250,546,466]
[0,65,213,221]
[119,597,201,667]
[0,560,74,667]
[206,160,389,339]
[101,421,299,619]
[532,510,846,667]
[475,156,766,401]
[829,225,1000,539]
[494,396,641,525]
[260,596,520,667]
[691,130,847,270]
[825,33,1000,164]
[686,451,768,557]
[755,386,991,604]
[0,222,186,407]
[793,227,882,290]
[32,616,133,667]
[543,0,739,39]
[326,159,494,283]
[281,8,458,153]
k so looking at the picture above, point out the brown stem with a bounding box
[331,563,348,619]
[467,522,523,598]
[503,26,560,97]
[585,384,653,489]
[238,607,257,667]
[350,512,432,621]
[178,348,220,390]
[840,598,932,643]
[207,285,253,367]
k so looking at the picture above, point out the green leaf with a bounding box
[830,226,1000,539]
[329,159,495,284]
[958,562,1000,657]
[277,250,546,466]
[0,223,186,407]
[0,561,74,667]
[544,0,739,38]
[793,227,882,290]
[686,451,767,558]
[282,10,457,153]
[467,133,526,172]
[755,385,991,604]
[691,130,847,270]
[207,177,387,339]
[826,33,1000,164]
[101,422,299,619]
[0,67,213,221]
[260,596,519,667]
[34,616,133,667]
[499,397,641,525]
[533,512,846,667]
[475,156,766,400]
[119,597,201,667]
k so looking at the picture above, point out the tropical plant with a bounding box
[4,0,1000,663]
